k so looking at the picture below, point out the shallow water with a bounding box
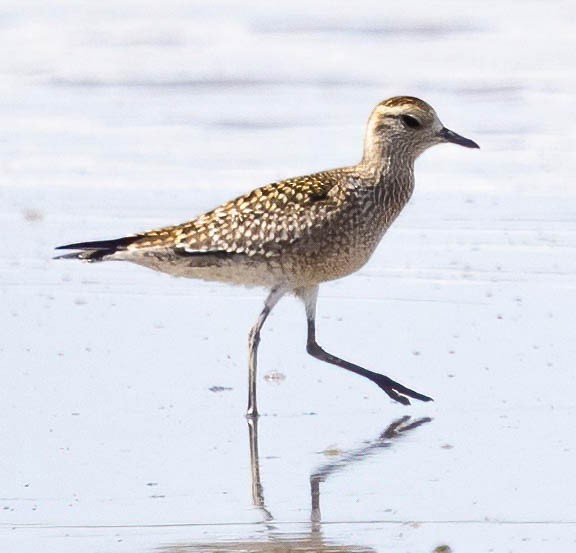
[1,1,576,552]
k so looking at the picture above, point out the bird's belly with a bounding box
[122,250,284,288]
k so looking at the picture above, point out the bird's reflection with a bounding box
[247,416,274,523]
[161,416,446,553]
[309,416,432,527]
[248,415,432,527]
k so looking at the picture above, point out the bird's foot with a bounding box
[372,374,433,405]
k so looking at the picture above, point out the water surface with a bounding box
[1,1,575,552]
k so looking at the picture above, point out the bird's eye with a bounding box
[401,114,422,129]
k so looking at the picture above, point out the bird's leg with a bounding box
[247,286,285,418]
[297,286,433,406]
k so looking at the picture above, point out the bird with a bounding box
[56,96,479,417]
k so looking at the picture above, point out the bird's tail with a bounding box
[54,236,139,262]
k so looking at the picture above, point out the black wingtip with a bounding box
[55,237,138,251]
[55,236,139,261]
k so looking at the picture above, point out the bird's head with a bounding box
[364,96,479,162]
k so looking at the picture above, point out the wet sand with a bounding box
[1,1,576,552]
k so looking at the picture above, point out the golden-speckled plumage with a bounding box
[57,96,479,412]
[135,170,348,256]
[118,165,406,288]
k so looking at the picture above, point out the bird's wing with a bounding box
[129,170,352,258]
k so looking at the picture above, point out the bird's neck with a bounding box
[358,139,415,194]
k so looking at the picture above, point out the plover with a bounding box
[56,96,479,416]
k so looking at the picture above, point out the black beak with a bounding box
[439,127,479,149]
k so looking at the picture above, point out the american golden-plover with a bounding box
[57,96,479,416]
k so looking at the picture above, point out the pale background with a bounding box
[1,1,575,552]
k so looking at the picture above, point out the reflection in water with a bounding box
[161,417,446,553]
[163,534,376,552]
[310,416,432,526]
[248,416,274,523]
